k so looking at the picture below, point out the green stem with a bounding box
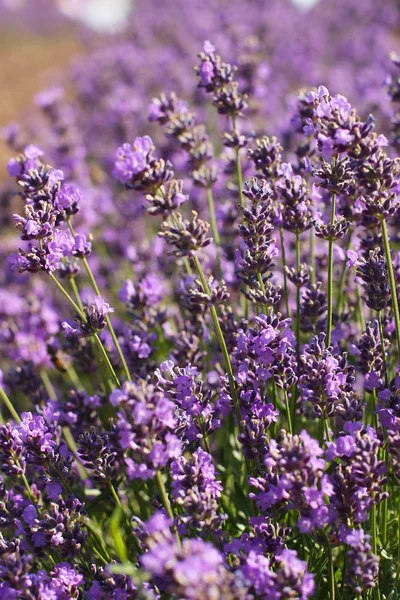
[380,216,400,363]
[371,503,378,556]
[371,503,382,600]
[310,227,316,284]
[231,117,244,210]
[295,231,301,354]
[199,414,211,453]
[326,192,336,347]
[49,273,121,389]
[40,369,57,399]
[0,386,21,423]
[395,510,400,590]
[62,426,89,480]
[69,276,84,312]
[109,482,123,510]
[66,364,84,391]
[283,389,293,435]
[193,255,242,430]
[21,472,35,503]
[49,272,86,319]
[69,276,108,393]
[327,543,336,600]
[67,219,131,382]
[206,187,222,277]
[154,470,181,545]
[93,334,121,389]
[323,415,332,444]
[279,228,290,318]
[377,312,388,388]
[337,227,353,315]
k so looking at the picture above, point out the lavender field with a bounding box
[1,0,400,598]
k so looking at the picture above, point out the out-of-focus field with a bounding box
[0,32,79,179]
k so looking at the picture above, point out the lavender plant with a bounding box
[2,1,400,598]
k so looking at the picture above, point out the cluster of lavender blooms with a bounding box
[3,0,400,598]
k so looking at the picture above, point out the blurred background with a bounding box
[1,0,399,180]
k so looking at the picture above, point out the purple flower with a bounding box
[113,380,181,479]
[170,448,224,531]
[250,430,331,532]
[112,136,153,184]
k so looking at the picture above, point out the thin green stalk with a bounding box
[310,227,316,284]
[377,311,388,388]
[21,472,35,503]
[0,397,36,501]
[340,551,347,599]
[49,272,85,319]
[323,415,332,444]
[295,231,301,355]
[199,414,211,453]
[337,227,353,314]
[65,364,84,391]
[85,519,111,562]
[62,426,89,480]
[40,369,57,399]
[279,228,290,317]
[154,470,181,546]
[49,273,121,389]
[230,118,247,315]
[82,257,131,382]
[381,494,388,550]
[0,386,21,423]
[356,286,366,331]
[271,381,277,439]
[109,482,123,510]
[371,503,381,600]
[69,276,84,312]
[395,510,400,590]
[193,255,242,430]
[232,117,244,210]
[326,192,336,347]
[380,216,400,362]
[283,389,293,435]
[236,150,244,209]
[170,213,193,276]
[69,276,108,393]
[206,186,222,277]
[93,334,121,389]
[327,543,336,600]
[67,219,131,382]
[371,502,378,556]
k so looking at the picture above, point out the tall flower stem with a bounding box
[310,227,316,285]
[49,273,121,389]
[279,228,290,317]
[377,311,388,388]
[371,503,382,600]
[69,276,84,311]
[67,219,132,382]
[295,231,301,355]
[193,255,242,430]
[283,389,293,435]
[337,227,353,315]
[326,192,336,347]
[326,542,336,600]
[206,186,222,277]
[0,386,21,423]
[231,116,244,210]
[154,470,181,546]
[69,276,109,393]
[40,369,57,399]
[379,216,400,362]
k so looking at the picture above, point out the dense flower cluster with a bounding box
[1,0,400,597]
